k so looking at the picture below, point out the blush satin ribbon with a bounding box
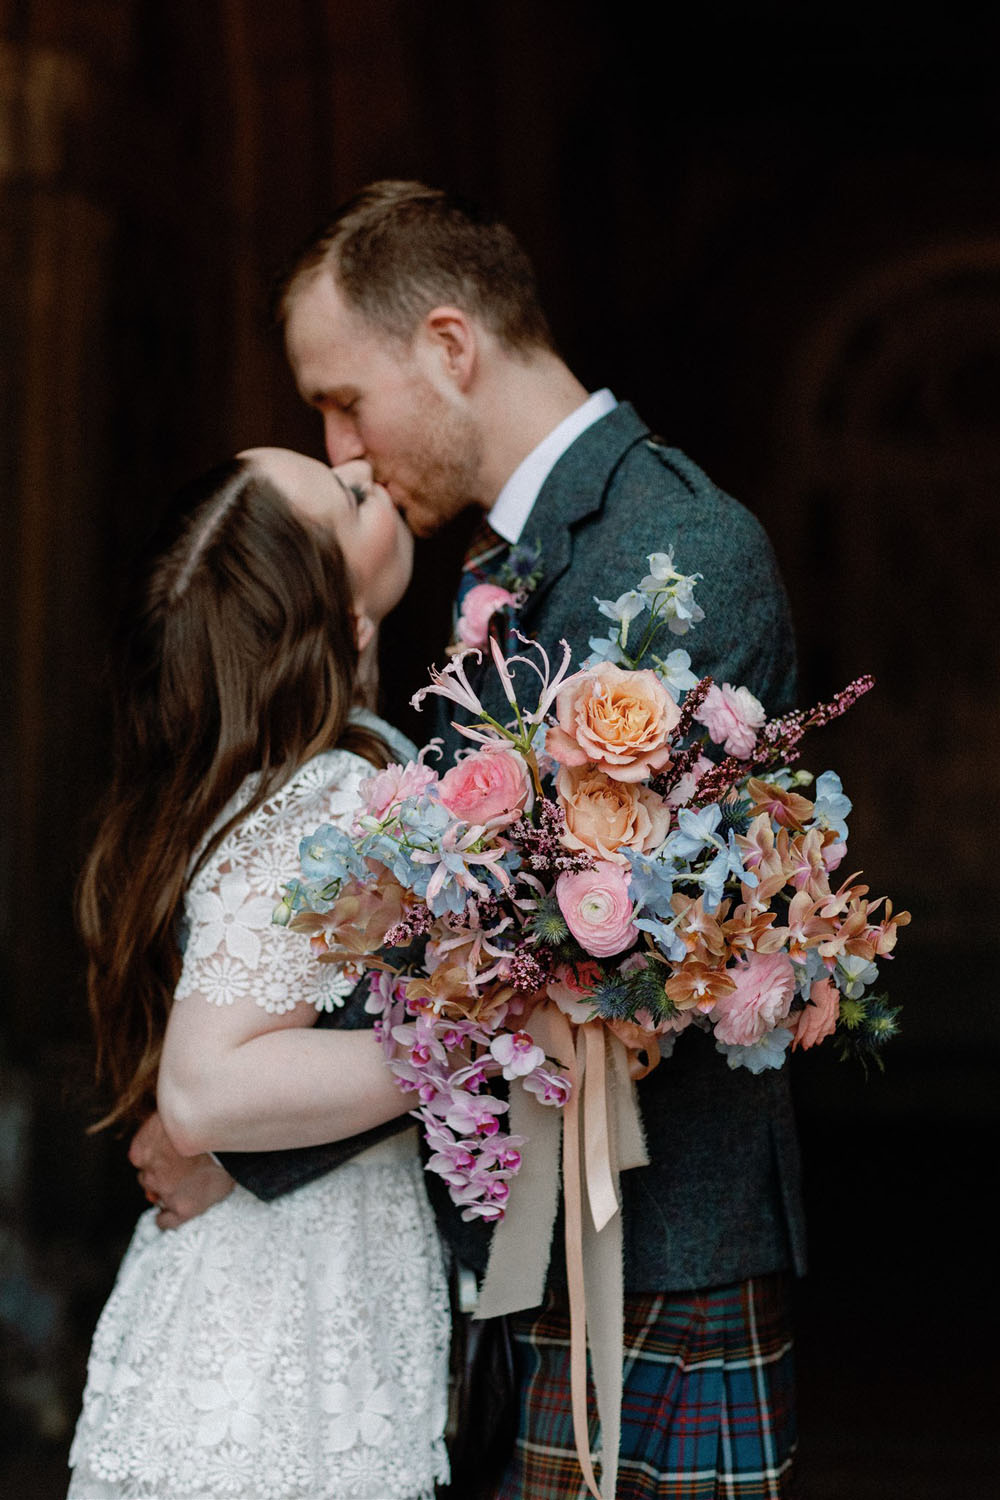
[474,1003,652,1500]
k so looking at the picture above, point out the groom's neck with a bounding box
[474,350,589,507]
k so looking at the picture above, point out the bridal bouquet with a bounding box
[278,553,907,1224]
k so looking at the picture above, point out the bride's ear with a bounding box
[353,610,376,655]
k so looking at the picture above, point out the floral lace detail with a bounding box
[174,749,372,1015]
[68,1136,450,1500]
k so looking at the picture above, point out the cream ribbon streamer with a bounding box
[475,1003,650,1500]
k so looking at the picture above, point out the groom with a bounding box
[136,181,805,1497]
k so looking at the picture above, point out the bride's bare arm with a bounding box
[157,989,411,1157]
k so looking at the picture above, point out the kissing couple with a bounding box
[69,181,804,1500]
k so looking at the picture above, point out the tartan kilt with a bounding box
[492,1274,797,1500]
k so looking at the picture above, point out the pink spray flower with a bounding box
[357,760,439,822]
[710,949,796,1047]
[695,683,767,759]
[455,582,519,649]
[438,746,531,826]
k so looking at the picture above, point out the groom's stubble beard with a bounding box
[390,376,485,538]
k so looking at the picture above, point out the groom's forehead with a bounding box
[286,277,409,390]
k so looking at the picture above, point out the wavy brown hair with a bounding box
[78,458,391,1130]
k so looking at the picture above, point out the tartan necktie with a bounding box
[452,512,510,650]
[461,511,508,575]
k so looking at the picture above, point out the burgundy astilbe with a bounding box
[509,800,596,876]
[506,943,554,994]
[650,676,713,799]
[383,902,435,948]
[748,675,876,773]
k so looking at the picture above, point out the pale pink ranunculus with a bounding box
[546,663,681,783]
[710,950,796,1047]
[555,861,638,958]
[456,582,518,648]
[695,683,766,759]
[358,760,439,821]
[792,976,840,1050]
[437,746,530,826]
[557,764,670,863]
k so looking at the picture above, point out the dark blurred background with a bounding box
[2,3,997,1496]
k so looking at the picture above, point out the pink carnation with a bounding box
[695,683,766,759]
[792,976,840,1051]
[546,663,681,783]
[358,760,438,821]
[456,582,518,649]
[555,861,638,958]
[438,746,531,826]
[710,950,796,1047]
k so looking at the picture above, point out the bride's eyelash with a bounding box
[348,484,367,505]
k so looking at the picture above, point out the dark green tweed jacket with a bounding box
[222,403,807,1293]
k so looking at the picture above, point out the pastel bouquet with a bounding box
[278,552,907,1226]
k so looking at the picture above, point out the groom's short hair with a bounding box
[278,180,556,354]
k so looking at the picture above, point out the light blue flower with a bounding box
[299,824,365,884]
[837,953,879,998]
[813,771,852,840]
[585,634,630,668]
[595,590,647,627]
[665,805,723,863]
[651,648,699,701]
[625,848,676,915]
[716,1028,793,1073]
[633,915,687,964]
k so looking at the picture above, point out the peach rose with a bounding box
[710,949,796,1047]
[546,663,681,783]
[555,861,638,958]
[438,746,530,826]
[557,764,671,864]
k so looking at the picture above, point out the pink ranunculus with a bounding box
[695,683,767,759]
[456,582,519,649]
[437,746,531,826]
[792,976,840,1051]
[545,663,681,783]
[555,861,638,958]
[710,950,796,1047]
[358,760,439,822]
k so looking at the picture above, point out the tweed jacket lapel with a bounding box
[517,402,653,631]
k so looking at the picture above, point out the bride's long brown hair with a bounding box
[78,457,392,1130]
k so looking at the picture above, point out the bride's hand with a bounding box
[128,1110,234,1230]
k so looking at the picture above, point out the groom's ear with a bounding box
[420,306,477,391]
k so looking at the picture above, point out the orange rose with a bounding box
[546,663,680,782]
[557,764,671,864]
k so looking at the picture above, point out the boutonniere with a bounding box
[450,539,544,655]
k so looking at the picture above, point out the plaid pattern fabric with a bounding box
[451,515,510,650]
[492,1275,797,1500]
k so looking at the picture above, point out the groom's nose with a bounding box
[323,409,366,467]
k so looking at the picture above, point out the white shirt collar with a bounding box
[487,388,617,545]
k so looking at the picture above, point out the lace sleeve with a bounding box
[174,751,369,1016]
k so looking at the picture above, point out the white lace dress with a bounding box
[68,735,451,1500]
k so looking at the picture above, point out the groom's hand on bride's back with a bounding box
[128,1110,235,1230]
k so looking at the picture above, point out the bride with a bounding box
[68,449,450,1500]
